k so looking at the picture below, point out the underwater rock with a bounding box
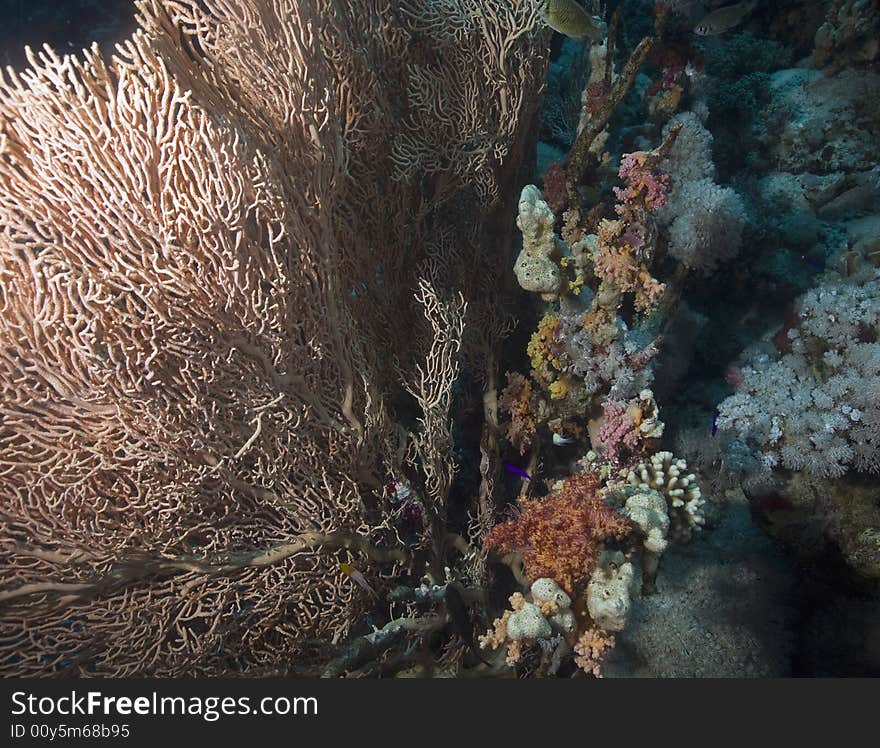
[812,0,880,69]
[746,472,880,580]
[603,499,798,677]
[799,593,880,676]
[845,215,880,259]
[760,67,880,175]
[816,169,880,220]
[757,171,832,214]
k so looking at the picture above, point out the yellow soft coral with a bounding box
[549,375,573,401]
[527,313,563,383]
[560,256,587,296]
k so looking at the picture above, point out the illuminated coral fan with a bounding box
[485,472,631,593]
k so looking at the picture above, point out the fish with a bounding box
[552,432,574,446]
[801,254,825,272]
[711,409,720,437]
[532,0,607,42]
[693,1,757,36]
[503,463,532,481]
[339,562,378,598]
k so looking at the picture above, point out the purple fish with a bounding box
[503,463,532,481]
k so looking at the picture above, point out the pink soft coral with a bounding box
[614,150,672,212]
[596,399,639,463]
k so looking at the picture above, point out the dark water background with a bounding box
[0,0,134,70]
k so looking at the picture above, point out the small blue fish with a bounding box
[503,463,532,481]
[711,410,720,437]
[801,254,824,272]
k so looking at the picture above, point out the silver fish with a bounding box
[694,1,757,36]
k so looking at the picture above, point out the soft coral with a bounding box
[485,472,631,594]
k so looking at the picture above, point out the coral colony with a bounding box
[0,0,879,677]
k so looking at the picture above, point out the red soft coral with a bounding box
[541,161,568,216]
[485,472,630,594]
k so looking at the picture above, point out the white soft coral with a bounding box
[717,276,880,478]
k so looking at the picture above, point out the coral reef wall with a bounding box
[483,0,880,676]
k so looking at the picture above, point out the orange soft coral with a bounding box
[593,219,636,285]
[499,371,546,455]
[634,269,665,313]
[592,218,667,315]
[485,472,631,594]
[574,627,616,677]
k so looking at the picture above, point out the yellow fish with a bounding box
[694,1,758,36]
[533,0,607,42]
[339,562,377,598]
